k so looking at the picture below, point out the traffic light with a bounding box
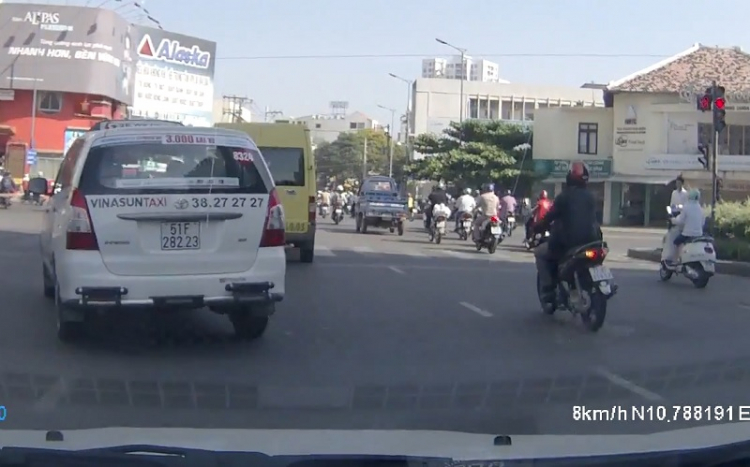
[697,89,712,112]
[697,143,709,170]
[713,86,727,133]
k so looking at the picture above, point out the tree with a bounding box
[407,120,534,191]
[314,129,407,187]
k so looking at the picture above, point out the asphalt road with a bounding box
[0,206,748,437]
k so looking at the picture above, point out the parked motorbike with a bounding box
[659,206,716,288]
[332,206,344,225]
[457,213,473,240]
[475,215,503,254]
[535,238,617,332]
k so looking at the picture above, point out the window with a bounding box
[38,92,62,114]
[315,123,321,129]
[257,147,305,186]
[578,123,598,155]
[698,123,750,155]
[54,138,84,189]
[78,142,268,195]
[349,122,357,129]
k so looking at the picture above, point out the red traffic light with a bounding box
[715,97,726,110]
[700,95,711,110]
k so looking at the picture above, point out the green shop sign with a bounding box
[533,159,612,179]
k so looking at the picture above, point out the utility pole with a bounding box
[362,138,368,182]
[222,95,252,123]
[696,83,727,232]
[264,106,284,122]
[377,104,397,178]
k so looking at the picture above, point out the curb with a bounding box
[626,248,750,278]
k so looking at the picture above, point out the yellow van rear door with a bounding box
[257,146,309,234]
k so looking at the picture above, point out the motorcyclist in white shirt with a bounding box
[661,175,690,263]
[454,188,477,231]
[667,189,706,265]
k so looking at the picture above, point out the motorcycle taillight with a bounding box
[584,248,607,261]
[490,216,499,224]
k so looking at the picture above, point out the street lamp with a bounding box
[435,38,467,124]
[377,104,397,178]
[388,73,412,161]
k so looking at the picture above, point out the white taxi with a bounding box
[34,121,286,342]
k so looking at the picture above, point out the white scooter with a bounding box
[429,203,451,244]
[659,206,716,288]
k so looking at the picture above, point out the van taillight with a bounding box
[260,189,286,247]
[308,196,316,223]
[66,189,99,250]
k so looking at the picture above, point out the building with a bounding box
[212,98,254,123]
[0,3,216,180]
[532,43,750,226]
[421,56,505,83]
[411,78,605,157]
[288,111,379,144]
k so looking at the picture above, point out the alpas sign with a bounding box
[137,34,211,70]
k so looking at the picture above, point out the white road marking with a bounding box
[594,367,665,402]
[459,301,493,317]
[352,246,375,254]
[739,303,750,311]
[399,249,427,257]
[313,246,336,256]
[441,250,473,258]
[388,265,406,275]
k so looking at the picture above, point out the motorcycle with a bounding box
[505,213,517,237]
[536,238,617,332]
[332,206,344,225]
[525,230,549,250]
[320,204,330,219]
[457,213,473,240]
[0,196,9,209]
[429,204,451,244]
[659,206,716,288]
[475,215,503,254]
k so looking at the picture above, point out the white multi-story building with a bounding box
[421,56,505,83]
[410,78,605,153]
[286,111,379,144]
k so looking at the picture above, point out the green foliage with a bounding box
[314,130,407,186]
[705,199,750,261]
[406,120,534,190]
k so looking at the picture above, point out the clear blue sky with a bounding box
[45,0,750,125]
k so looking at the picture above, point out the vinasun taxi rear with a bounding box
[35,122,286,342]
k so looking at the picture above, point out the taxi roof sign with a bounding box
[90,120,184,131]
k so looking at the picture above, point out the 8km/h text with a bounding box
[573,405,750,423]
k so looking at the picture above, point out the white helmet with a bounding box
[336,185,343,192]
[464,188,472,195]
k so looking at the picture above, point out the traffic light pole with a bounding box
[710,81,719,234]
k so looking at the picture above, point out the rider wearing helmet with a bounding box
[668,188,705,264]
[425,182,449,230]
[331,184,345,207]
[533,161,602,308]
[472,183,500,241]
[525,190,552,242]
[499,189,517,220]
[454,187,477,232]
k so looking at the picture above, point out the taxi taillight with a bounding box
[66,189,99,250]
[260,189,286,247]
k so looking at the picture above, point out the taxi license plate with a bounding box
[589,265,613,281]
[490,226,501,234]
[161,222,200,250]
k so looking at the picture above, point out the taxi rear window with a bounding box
[78,143,270,195]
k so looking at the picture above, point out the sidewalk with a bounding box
[627,248,750,278]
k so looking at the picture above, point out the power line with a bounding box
[215,52,668,61]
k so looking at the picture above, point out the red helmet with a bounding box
[566,160,589,186]
[539,190,548,200]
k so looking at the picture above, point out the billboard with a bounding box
[129,26,216,127]
[0,4,135,104]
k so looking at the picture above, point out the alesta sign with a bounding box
[137,34,211,69]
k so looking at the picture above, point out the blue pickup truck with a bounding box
[355,176,407,235]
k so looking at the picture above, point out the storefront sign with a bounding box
[534,159,612,179]
[644,154,750,172]
[614,105,647,152]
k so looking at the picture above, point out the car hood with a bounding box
[3,423,750,459]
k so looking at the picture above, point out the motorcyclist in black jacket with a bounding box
[425,182,448,230]
[533,161,602,309]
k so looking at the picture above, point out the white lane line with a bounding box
[594,367,665,402]
[313,246,336,256]
[459,301,493,318]
[400,249,427,257]
[388,265,406,275]
[739,304,750,311]
[352,246,375,254]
